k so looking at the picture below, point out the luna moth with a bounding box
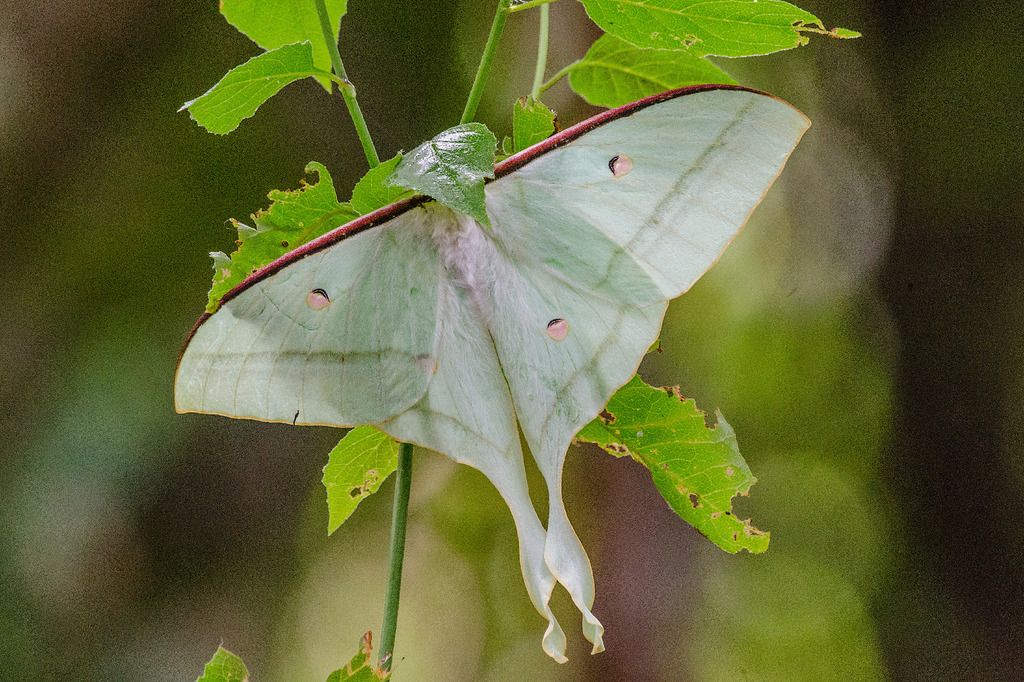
[175,85,809,662]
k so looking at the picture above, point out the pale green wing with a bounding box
[488,88,810,303]
[375,208,569,660]
[473,225,664,653]
[174,207,441,426]
[481,87,810,647]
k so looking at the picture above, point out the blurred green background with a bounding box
[2,1,1022,679]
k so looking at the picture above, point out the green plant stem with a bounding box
[460,0,513,124]
[508,0,560,13]
[378,442,414,672]
[313,0,380,167]
[539,60,579,94]
[376,0,518,658]
[530,4,550,100]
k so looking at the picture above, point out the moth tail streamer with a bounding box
[465,457,574,662]
[543,473,606,654]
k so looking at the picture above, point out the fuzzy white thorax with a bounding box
[431,207,496,323]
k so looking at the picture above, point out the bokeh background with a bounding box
[2,1,1022,679]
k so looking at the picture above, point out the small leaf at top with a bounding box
[221,0,349,90]
[322,427,400,535]
[349,155,414,215]
[577,375,770,554]
[326,632,390,681]
[569,34,736,108]
[196,646,249,682]
[389,123,497,227]
[511,97,556,153]
[578,0,858,57]
[181,42,322,135]
[206,162,358,311]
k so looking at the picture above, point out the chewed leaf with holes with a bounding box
[196,646,249,682]
[578,0,860,57]
[323,427,399,534]
[175,87,808,661]
[578,376,769,553]
[326,632,390,681]
[206,162,357,312]
[205,158,416,313]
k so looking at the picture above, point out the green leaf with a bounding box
[389,123,497,226]
[326,632,390,681]
[181,42,321,135]
[577,376,769,554]
[196,646,249,682]
[206,162,357,311]
[577,0,858,57]
[322,427,400,535]
[569,34,736,108]
[204,156,417,312]
[349,155,414,215]
[829,27,862,39]
[221,0,348,90]
[511,97,556,153]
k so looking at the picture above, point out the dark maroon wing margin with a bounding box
[181,84,767,347]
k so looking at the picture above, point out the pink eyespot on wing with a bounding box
[546,318,569,341]
[306,288,331,310]
[608,154,633,177]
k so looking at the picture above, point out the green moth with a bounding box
[175,85,809,662]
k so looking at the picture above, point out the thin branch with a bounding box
[314,0,380,167]
[530,4,551,100]
[461,0,514,124]
[378,442,414,672]
[539,60,580,94]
